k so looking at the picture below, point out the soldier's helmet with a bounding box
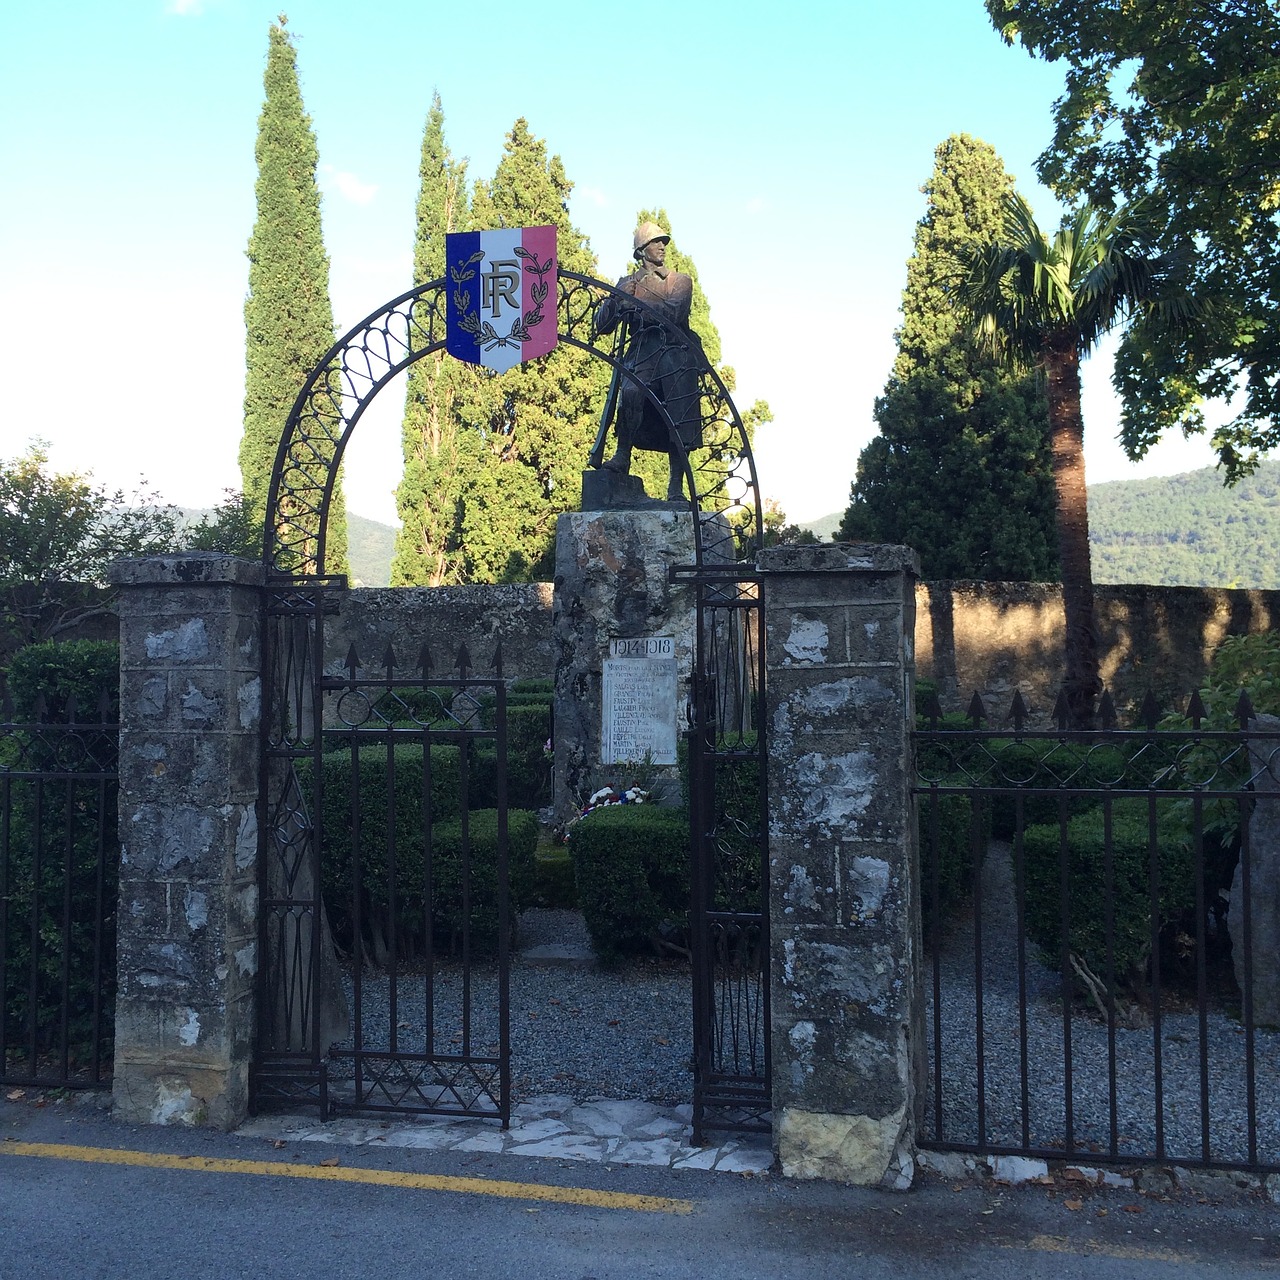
[633,220,671,257]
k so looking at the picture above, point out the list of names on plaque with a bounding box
[601,635,677,765]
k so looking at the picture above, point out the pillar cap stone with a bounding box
[757,543,920,576]
[108,554,266,588]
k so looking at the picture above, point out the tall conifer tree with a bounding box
[391,94,471,586]
[455,119,604,582]
[240,16,347,571]
[838,135,1056,581]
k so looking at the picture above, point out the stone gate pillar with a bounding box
[108,555,264,1128]
[759,543,923,1187]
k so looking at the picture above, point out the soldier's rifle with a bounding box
[588,305,630,470]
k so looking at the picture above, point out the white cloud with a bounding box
[745,196,767,215]
[320,164,378,206]
[165,0,205,14]
[576,185,609,209]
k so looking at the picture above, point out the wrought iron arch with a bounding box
[262,269,763,579]
[255,267,771,1138]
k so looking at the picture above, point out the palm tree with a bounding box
[959,194,1192,727]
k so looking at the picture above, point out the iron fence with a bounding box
[914,689,1280,1174]
[0,692,117,1089]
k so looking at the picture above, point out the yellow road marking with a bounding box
[1,1140,694,1215]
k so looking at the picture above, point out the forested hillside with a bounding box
[1089,461,1280,588]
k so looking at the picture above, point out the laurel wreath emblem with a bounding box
[451,245,553,352]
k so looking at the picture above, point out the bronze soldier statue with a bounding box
[592,221,706,502]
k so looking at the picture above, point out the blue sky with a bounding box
[1,0,1220,526]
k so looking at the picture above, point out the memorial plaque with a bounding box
[602,635,678,765]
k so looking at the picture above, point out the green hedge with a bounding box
[2,773,117,1070]
[2,641,119,1071]
[1021,800,1195,988]
[532,845,577,909]
[916,792,984,935]
[301,744,533,959]
[7,639,119,722]
[569,804,689,964]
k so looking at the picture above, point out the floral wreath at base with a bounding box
[554,784,650,844]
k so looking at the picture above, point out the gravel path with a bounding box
[925,841,1280,1167]
[329,872,1277,1168]
[332,911,693,1105]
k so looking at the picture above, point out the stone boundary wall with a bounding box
[918,581,1280,721]
[322,583,555,682]
[328,580,1280,721]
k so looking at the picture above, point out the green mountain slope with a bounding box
[805,459,1279,588]
[1089,461,1280,589]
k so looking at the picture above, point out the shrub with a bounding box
[2,750,117,1072]
[1020,800,1195,990]
[532,845,577,909]
[6,640,119,722]
[916,792,986,936]
[570,804,689,964]
[305,744,537,960]
[428,809,539,954]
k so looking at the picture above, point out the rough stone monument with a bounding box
[552,508,696,819]
[553,219,712,819]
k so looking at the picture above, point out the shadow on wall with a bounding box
[915,582,1280,724]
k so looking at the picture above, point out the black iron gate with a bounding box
[683,564,771,1141]
[248,264,771,1129]
[252,580,511,1121]
[0,691,117,1090]
[914,688,1280,1174]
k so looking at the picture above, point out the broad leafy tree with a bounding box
[839,135,1057,581]
[959,194,1194,725]
[391,94,472,587]
[240,17,347,570]
[0,447,180,659]
[986,0,1280,480]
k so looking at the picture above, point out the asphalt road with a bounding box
[2,1094,1278,1279]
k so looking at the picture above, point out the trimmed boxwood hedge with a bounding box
[569,804,689,964]
[301,745,536,960]
[1020,800,1195,987]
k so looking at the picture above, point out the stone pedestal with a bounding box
[759,542,923,1188]
[552,509,696,820]
[108,555,263,1129]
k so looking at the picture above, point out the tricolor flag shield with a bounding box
[445,225,558,372]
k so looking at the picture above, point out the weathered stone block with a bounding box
[777,1105,911,1187]
[111,555,264,1131]
[761,543,922,1187]
[552,508,697,819]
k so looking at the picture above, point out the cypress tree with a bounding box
[457,119,604,582]
[240,16,347,572]
[838,134,1056,581]
[390,93,471,586]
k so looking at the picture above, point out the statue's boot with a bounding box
[666,451,685,501]
[603,442,632,473]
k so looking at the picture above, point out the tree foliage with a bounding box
[839,135,1057,581]
[1089,459,1280,588]
[986,0,1280,480]
[391,94,473,587]
[958,193,1187,725]
[452,118,606,582]
[240,17,346,570]
[0,447,179,659]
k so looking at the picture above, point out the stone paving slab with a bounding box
[237,1093,774,1175]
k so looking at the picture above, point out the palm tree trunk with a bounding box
[1043,336,1100,728]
